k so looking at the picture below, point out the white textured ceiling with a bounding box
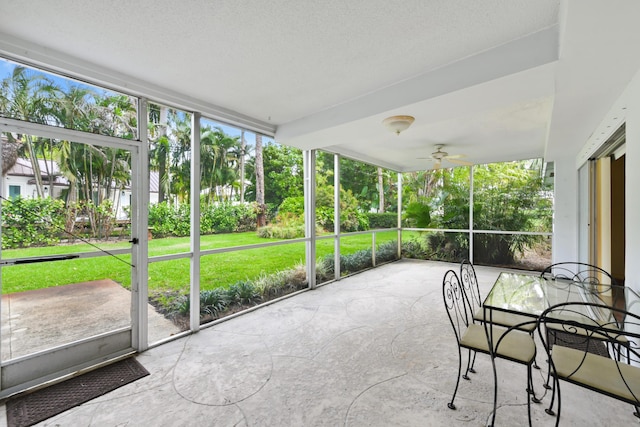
[1,0,640,171]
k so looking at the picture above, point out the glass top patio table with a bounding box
[483,271,640,324]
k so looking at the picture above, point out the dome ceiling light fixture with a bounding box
[382,115,415,135]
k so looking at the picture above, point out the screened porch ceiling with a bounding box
[1,1,640,171]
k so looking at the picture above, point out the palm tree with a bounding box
[148,103,171,203]
[0,66,60,197]
[1,133,22,175]
[255,134,266,227]
[239,130,247,203]
[200,126,240,203]
[168,112,192,202]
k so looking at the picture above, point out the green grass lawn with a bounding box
[2,230,399,294]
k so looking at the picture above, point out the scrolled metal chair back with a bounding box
[443,269,471,345]
[541,262,618,289]
[538,302,640,407]
[460,260,481,316]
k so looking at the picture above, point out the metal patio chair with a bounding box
[537,301,640,425]
[459,260,539,374]
[540,262,629,390]
[443,269,537,426]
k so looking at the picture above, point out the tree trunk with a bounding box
[377,167,384,213]
[255,134,266,227]
[1,136,21,176]
[25,135,45,197]
[240,130,246,204]
[158,106,169,204]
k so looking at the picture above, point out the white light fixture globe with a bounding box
[382,115,415,135]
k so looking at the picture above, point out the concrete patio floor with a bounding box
[2,259,636,426]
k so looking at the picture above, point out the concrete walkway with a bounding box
[1,260,635,426]
[1,279,180,360]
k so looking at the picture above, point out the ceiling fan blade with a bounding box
[447,158,473,166]
[444,153,466,159]
[433,160,442,170]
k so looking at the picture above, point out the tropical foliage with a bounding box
[402,161,552,265]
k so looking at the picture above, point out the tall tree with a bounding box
[377,167,384,213]
[239,130,247,203]
[255,134,266,227]
[200,126,240,202]
[148,103,171,203]
[0,66,59,197]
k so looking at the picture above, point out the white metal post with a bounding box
[304,150,317,289]
[190,113,201,331]
[469,165,474,264]
[397,172,403,259]
[334,154,341,280]
[372,232,377,267]
[132,98,150,351]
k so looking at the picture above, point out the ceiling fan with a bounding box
[425,144,472,169]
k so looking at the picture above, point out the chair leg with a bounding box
[463,349,474,380]
[462,349,477,380]
[545,375,558,417]
[448,347,463,410]
[553,379,562,427]
[469,350,477,374]
[526,364,533,427]
[530,332,540,369]
[489,355,499,427]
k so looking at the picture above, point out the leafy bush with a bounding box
[257,224,305,239]
[402,161,552,265]
[201,202,257,234]
[316,241,397,280]
[226,280,260,305]
[149,201,257,237]
[278,196,304,217]
[426,232,467,262]
[148,202,190,237]
[2,197,66,248]
[367,213,397,229]
[404,201,431,228]
[343,249,373,272]
[401,238,429,259]
[200,288,228,317]
[254,265,307,299]
[376,241,399,263]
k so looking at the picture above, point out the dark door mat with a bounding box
[6,357,149,427]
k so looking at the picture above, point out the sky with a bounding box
[0,57,276,146]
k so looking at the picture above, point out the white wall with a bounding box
[626,70,640,294]
[552,154,579,263]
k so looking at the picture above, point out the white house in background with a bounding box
[3,157,67,200]
[2,157,159,220]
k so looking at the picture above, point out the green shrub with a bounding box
[376,241,399,263]
[233,280,261,305]
[343,249,373,272]
[2,197,66,249]
[367,212,397,229]
[201,202,257,234]
[200,288,228,316]
[148,202,190,237]
[173,294,191,316]
[404,201,431,228]
[254,265,307,299]
[426,232,467,262]
[278,196,304,217]
[401,238,429,259]
[149,201,257,237]
[257,224,305,239]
